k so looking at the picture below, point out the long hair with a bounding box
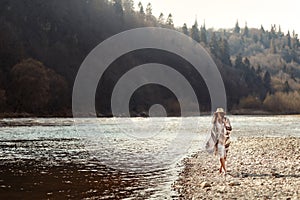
[212,113,218,124]
[212,112,225,124]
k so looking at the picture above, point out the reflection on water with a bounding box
[0,117,203,199]
[0,136,180,199]
[0,116,300,199]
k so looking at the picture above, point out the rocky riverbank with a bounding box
[174,137,300,199]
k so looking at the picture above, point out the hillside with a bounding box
[0,0,300,116]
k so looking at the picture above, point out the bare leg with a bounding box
[220,158,226,174]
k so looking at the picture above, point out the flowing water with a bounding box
[0,116,300,199]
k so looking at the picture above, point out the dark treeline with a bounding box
[0,0,300,116]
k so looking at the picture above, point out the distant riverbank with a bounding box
[229,108,300,115]
[1,109,300,119]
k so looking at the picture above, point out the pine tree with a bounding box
[234,54,243,68]
[138,2,144,15]
[166,13,174,27]
[243,57,250,69]
[200,23,207,45]
[295,35,300,49]
[243,22,249,37]
[234,20,240,34]
[145,3,153,22]
[260,25,265,33]
[292,30,299,49]
[146,3,152,16]
[220,38,231,65]
[191,20,200,42]
[278,25,283,37]
[263,71,272,94]
[182,23,189,35]
[270,24,276,38]
[287,31,291,48]
[259,26,267,46]
[158,13,164,24]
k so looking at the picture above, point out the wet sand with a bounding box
[174,137,300,199]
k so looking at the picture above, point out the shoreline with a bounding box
[173,137,300,199]
[1,111,300,119]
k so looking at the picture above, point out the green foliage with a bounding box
[10,59,51,113]
[1,0,300,114]
[10,58,68,114]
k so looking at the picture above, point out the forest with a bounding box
[1,0,300,116]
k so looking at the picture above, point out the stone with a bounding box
[228,181,241,186]
[201,181,211,188]
[217,186,226,193]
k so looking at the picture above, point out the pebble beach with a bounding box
[174,137,300,199]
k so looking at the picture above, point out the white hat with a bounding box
[215,107,225,113]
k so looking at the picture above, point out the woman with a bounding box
[206,108,232,174]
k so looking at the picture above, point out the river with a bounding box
[0,115,299,199]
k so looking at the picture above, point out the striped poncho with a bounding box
[205,117,232,155]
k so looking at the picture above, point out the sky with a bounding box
[134,0,300,34]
